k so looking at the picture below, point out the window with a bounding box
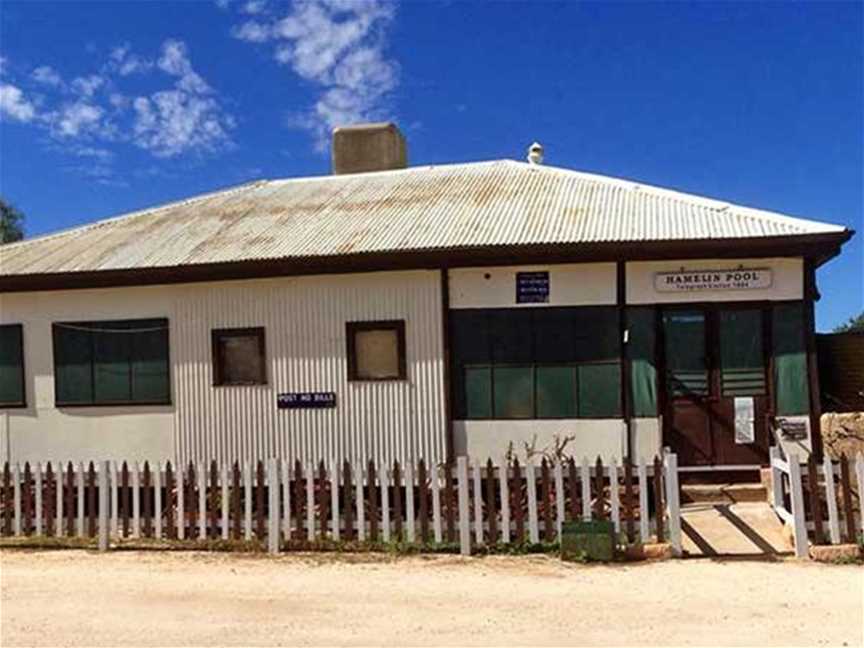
[773,303,810,415]
[212,328,267,386]
[626,308,657,417]
[53,319,170,406]
[719,309,767,397]
[0,324,25,407]
[451,307,621,419]
[346,321,406,381]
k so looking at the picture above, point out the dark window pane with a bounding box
[450,310,491,365]
[536,366,576,418]
[574,307,620,362]
[533,309,577,363]
[720,310,766,397]
[132,327,170,402]
[93,328,132,402]
[465,366,492,419]
[578,363,621,417]
[773,304,809,415]
[55,319,169,405]
[493,366,534,418]
[54,325,94,404]
[490,310,533,363]
[219,335,264,384]
[627,308,657,417]
[663,311,708,397]
[0,325,24,406]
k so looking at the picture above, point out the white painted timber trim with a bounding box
[457,457,470,555]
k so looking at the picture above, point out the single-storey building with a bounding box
[0,123,853,472]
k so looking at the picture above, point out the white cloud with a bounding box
[49,101,105,137]
[157,40,210,94]
[132,40,233,157]
[232,20,272,43]
[214,0,231,9]
[0,83,37,122]
[2,39,233,166]
[110,44,153,76]
[71,74,105,97]
[32,65,63,87]
[241,0,267,15]
[229,0,398,150]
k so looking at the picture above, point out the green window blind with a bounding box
[493,366,534,418]
[54,319,170,406]
[663,311,709,397]
[0,325,25,407]
[536,366,576,418]
[772,304,810,415]
[465,366,493,419]
[626,308,657,417]
[719,310,766,397]
[450,307,622,419]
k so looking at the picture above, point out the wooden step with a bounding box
[681,483,767,504]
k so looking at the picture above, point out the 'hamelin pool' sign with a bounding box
[654,268,772,292]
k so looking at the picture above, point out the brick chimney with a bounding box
[331,122,407,175]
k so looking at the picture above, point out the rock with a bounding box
[809,544,861,562]
[622,542,674,561]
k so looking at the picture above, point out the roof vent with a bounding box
[527,141,544,165]
[331,122,407,175]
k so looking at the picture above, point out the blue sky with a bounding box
[0,1,861,331]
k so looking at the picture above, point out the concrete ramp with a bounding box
[681,502,793,558]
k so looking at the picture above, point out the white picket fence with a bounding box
[1,455,683,557]
[769,448,864,558]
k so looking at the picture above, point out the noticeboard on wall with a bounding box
[277,392,337,410]
[516,271,550,304]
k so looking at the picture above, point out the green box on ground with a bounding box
[561,520,616,562]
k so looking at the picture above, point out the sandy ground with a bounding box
[1,550,862,647]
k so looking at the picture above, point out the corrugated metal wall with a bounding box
[817,332,864,412]
[172,270,447,465]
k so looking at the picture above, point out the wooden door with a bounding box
[662,306,771,467]
[662,309,713,466]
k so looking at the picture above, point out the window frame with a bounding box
[0,324,26,409]
[52,318,171,407]
[211,327,268,387]
[346,320,407,382]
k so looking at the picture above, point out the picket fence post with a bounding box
[525,461,539,543]
[76,462,85,537]
[457,457,470,555]
[354,461,365,542]
[580,458,591,522]
[472,461,483,546]
[267,459,280,554]
[498,459,510,545]
[98,460,109,551]
[637,458,649,542]
[609,458,621,534]
[405,462,416,543]
[856,454,864,536]
[823,456,840,545]
[663,452,682,556]
[431,464,442,543]
[330,459,340,542]
[788,455,809,558]
[554,461,564,541]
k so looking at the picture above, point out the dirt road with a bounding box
[1,550,861,647]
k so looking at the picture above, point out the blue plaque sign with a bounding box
[516,271,550,303]
[278,392,337,410]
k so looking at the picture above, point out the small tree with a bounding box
[833,312,864,333]
[0,198,24,243]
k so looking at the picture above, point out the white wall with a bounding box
[453,419,629,463]
[449,263,616,308]
[626,257,803,304]
[0,270,447,465]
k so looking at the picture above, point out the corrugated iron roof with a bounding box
[0,160,849,276]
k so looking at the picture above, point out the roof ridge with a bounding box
[513,160,844,232]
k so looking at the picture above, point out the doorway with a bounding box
[661,306,771,467]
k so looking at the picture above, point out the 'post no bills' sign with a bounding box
[655,268,772,293]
